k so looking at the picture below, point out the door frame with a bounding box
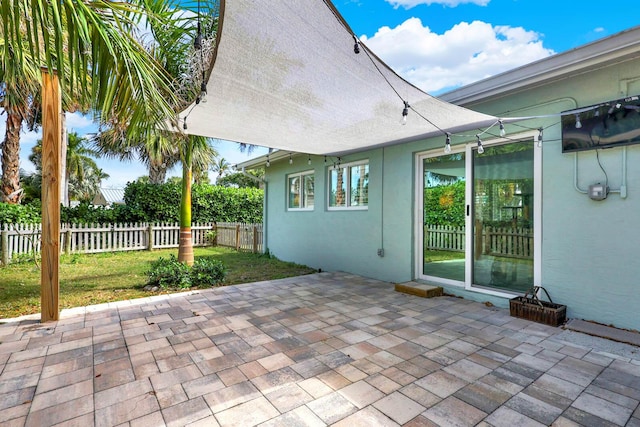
[414,130,542,297]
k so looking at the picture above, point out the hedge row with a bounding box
[0,182,264,225]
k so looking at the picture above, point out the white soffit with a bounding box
[178,0,498,156]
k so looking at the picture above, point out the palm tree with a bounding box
[128,0,219,265]
[0,29,41,204]
[178,135,217,265]
[92,132,181,184]
[0,1,179,202]
[28,132,105,205]
[68,167,109,203]
[212,157,231,181]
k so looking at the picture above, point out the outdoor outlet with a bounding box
[377,248,385,257]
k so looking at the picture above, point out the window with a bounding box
[288,170,314,210]
[328,160,369,209]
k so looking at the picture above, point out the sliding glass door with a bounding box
[471,141,534,293]
[419,137,538,294]
[423,153,466,282]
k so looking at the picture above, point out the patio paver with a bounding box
[1,271,640,426]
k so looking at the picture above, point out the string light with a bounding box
[307,155,312,165]
[444,133,452,154]
[183,117,187,130]
[266,155,270,167]
[499,120,506,137]
[476,135,484,154]
[353,35,360,54]
[194,0,202,50]
[199,79,207,104]
[537,128,544,148]
[324,155,327,165]
[575,114,582,129]
[401,101,409,125]
[289,153,293,165]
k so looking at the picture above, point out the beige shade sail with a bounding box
[177,0,498,156]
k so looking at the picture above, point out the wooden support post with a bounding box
[235,224,241,251]
[40,69,61,322]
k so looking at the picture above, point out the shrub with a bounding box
[190,258,226,287]
[146,255,227,290]
[0,201,41,225]
[146,255,191,289]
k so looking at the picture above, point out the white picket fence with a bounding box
[0,222,263,265]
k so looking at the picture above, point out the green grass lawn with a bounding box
[424,249,465,263]
[0,247,316,319]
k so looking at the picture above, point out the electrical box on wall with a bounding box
[589,183,609,201]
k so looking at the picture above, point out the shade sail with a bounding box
[177,0,498,156]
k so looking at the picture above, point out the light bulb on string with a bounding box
[289,154,293,165]
[353,35,360,54]
[444,133,452,154]
[476,135,484,154]
[575,114,582,129]
[537,128,544,148]
[266,155,270,168]
[401,101,409,125]
[183,117,188,130]
[307,156,312,166]
[499,120,506,137]
[199,81,207,103]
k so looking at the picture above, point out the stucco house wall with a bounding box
[248,27,640,331]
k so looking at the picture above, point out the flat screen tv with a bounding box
[562,95,640,153]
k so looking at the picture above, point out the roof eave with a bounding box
[440,26,640,106]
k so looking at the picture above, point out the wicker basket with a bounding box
[509,286,566,327]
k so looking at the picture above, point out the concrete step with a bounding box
[564,319,640,347]
[395,281,443,298]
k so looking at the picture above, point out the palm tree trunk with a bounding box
[178,141,194,265]
[1,110,23,204]
[149,159,166,184]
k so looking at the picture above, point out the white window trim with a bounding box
[287,169,315,211]
[327,159,369,211]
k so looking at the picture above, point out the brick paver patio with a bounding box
[1,272,640,426]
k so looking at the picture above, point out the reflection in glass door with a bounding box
[423,154,466,282]
[472,142,534,292]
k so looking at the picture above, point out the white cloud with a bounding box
[360,18,554,93]
[386,0,489,8]
[65,112,96,133]
[594,27,605,33]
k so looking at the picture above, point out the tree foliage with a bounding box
[424,180,465,227]
[216,170,264,189]
[0,202,41,225]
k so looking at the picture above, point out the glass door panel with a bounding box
[472,142,534,292]
[423,154,466,282]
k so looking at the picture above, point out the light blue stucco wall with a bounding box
[264,146,419,284]
[263,56,640,330]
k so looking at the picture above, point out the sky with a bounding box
[7,0,638,188]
